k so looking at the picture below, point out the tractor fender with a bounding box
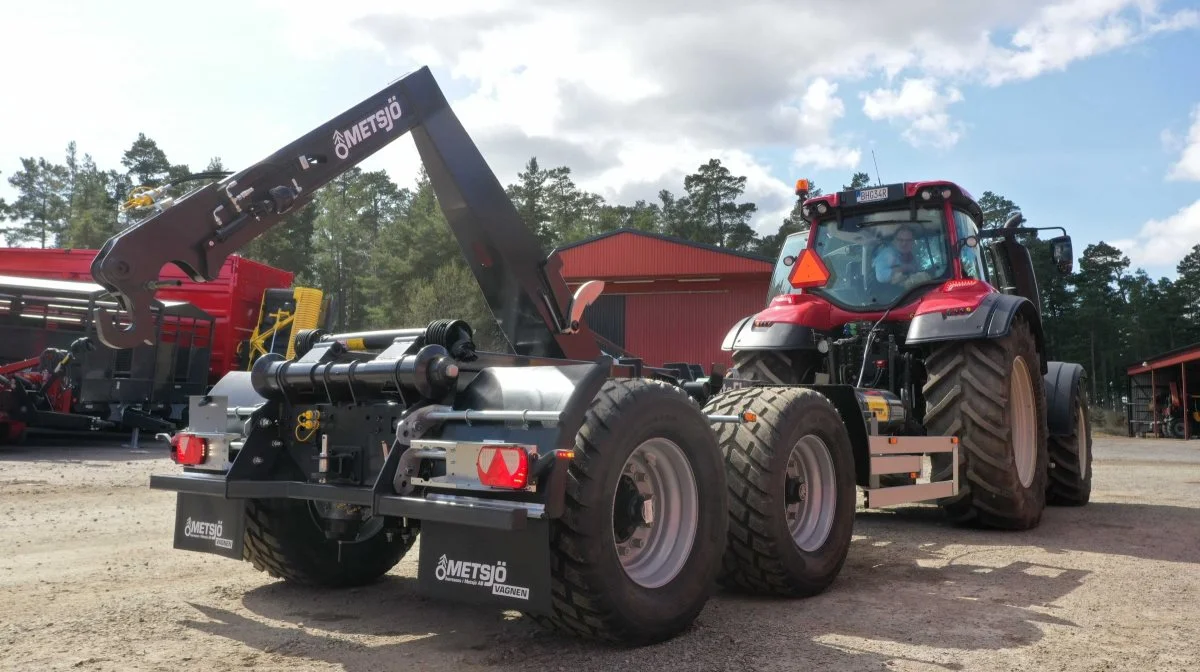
[721,315,819,352]
[1044,361,1087,437]
[905,292,1046,364]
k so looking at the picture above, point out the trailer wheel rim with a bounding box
[612,437,699,589]
[1011,356,1037,488]
[785,435,837,553]
[1077,404,1088,472]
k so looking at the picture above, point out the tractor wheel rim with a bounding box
[1011,356,1037,489]
[612,437,699,589]
[1077,404,1088,472]
[785,434,837,552]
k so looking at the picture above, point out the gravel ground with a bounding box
[1,433,1197,671]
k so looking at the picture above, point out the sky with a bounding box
[1,0,1198,278]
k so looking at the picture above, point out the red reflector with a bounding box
[788,249,831,289]
[770,293,804,306]
[476,445,530,489]
[171,434,208,465]
[940,278,986,292]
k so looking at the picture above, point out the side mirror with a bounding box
[1050,235,1073,274]
[566,280,606,334]
[1002,212,1025,229]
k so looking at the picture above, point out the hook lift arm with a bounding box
[90,66,602,363]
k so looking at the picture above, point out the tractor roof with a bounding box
[801,180,984,224]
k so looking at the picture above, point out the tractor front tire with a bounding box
[1047,380,1093,506]
[924,315,1049,530]
[731,350,814,385]
[704,386,857,597]
[532,378,728,646]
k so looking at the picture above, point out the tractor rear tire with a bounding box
[532,378,728,646]
[1047,381,1092,506]
[242,497,414,588]
[924,315,1049,530]
[704,386,857,597]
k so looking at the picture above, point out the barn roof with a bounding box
[552,228,774,280]
[1126,342,1200,375]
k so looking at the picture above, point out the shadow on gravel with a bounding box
[856,499,1200,565]
[175,521,1093,672]
[0,435,164,463]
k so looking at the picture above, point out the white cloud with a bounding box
[911,0,1200,86]
[1167,104,1200,182]
[251,0,1195,223]
[1,0,1195,242]
[1110,199,1200,270]
[861,78,966,149]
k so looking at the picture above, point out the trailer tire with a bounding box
[704,386,856,597]
[924,314,1049,530]
[242,497,414,588]
[532,378,728,646]
[1047,383,1092,506]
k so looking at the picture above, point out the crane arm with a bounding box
[89,66,601,363]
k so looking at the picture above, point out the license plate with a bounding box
[856,187,888,203]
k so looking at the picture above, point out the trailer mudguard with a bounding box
[1044,361,1086,437]
[721,315,819,352]
[905,292,1037,347]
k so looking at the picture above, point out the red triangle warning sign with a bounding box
[789,248,830,288]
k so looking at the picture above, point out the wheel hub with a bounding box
[613,476,655,542]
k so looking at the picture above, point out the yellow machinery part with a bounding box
[245,286,326,369]
[286,287,325,360]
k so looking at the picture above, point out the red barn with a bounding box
[554,228,774,369]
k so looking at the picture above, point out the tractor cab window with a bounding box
[953,209,986,281]
[808,206,951,310]
[766,229,809,302]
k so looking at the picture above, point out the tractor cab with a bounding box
[769,180,981,313]
[766,179,1076,317]
[772,208,955,311]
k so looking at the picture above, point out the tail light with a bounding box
[476,444,531,489]
[171,433,208,465]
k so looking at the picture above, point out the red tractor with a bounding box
[721,180,1092,530]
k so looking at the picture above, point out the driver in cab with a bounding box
[873,225,933,288]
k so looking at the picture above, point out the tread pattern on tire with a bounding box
[732,350,799,385]
[923,315,1048,530]
[704,385,855,597]
[531,377,724,645]
[1047,385,1092,506]
[242,498,414,588]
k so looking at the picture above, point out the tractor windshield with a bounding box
[766,228,809,303]
[807,205,951,310]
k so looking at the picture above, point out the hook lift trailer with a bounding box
[88,66,962,646]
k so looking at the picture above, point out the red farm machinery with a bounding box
[76,66,1091,647]
[0,273,214,442]
[0,249,330,443]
